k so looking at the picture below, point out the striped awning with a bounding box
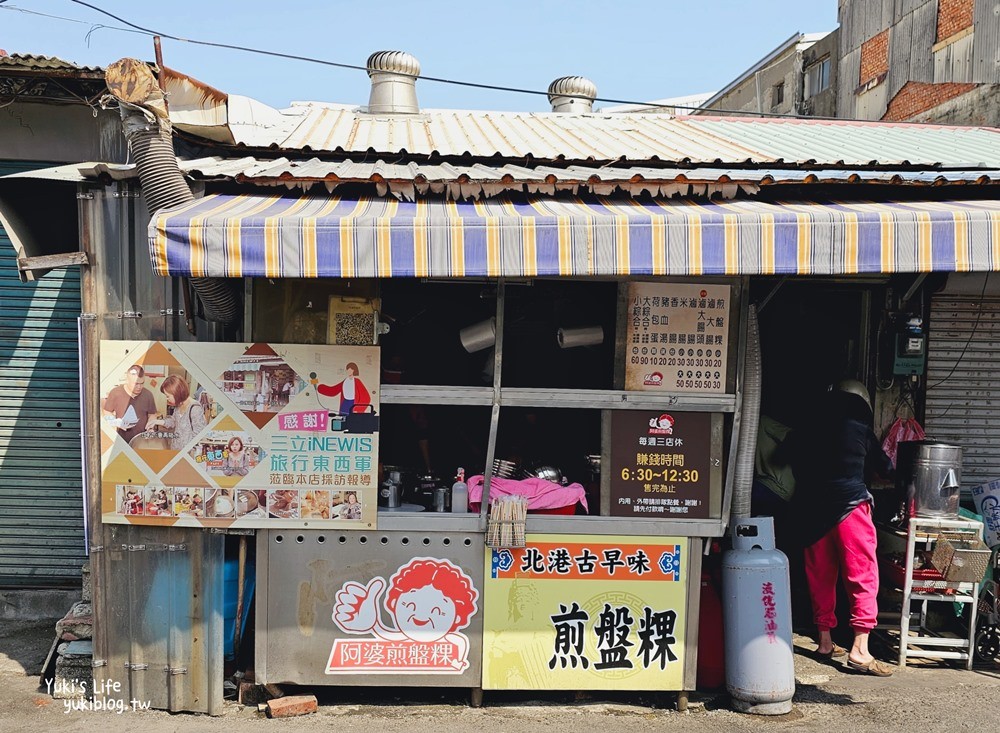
[149,194,1000,278]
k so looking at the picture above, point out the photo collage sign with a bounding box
[99,340,379,528]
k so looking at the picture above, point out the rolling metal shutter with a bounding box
[0,161,85,586]
[925,296,1000,499]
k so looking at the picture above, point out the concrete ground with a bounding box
[2,619,999,733]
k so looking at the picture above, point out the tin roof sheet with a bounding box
[0,53,102,73]
[684,117,1000,168]
[178,157,997,187]
[12,158,994,202]
[214,104,1000,168]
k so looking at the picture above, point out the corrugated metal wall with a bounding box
[0,161,86,586]
[908,0,938,82]
[925,296,1000,497]
[838,0,997,121]
[972,0,1000,83]
[80,185,226,714]
[889,11,915,98]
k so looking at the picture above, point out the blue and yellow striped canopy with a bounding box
[149,194,1000,278]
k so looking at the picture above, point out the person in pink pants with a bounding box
[792,380,894,676]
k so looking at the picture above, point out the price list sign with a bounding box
[625,282,731,393]
[610,410,713,519]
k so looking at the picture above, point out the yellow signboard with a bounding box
[99,340,379,528]
[483,534,688,690]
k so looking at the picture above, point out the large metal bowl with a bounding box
[530,465,563,483]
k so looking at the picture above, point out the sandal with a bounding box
[816,644,848,659]
[846,657,894,677]
[809,644,847,662]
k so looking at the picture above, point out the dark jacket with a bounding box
[790,391,893,547]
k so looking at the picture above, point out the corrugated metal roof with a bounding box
[0,53,102,73]
[215,104,1000,168]
[684,118,1000,168]
[273,107,765,161]
[10,158,995,201]
[597,92,717,114]
[178,156,996,186]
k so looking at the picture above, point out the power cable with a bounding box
[3,1,859,121]
[927,272,990,390]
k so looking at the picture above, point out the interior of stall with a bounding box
[241,274,736,695]
[748,275,989,662]
[252,277,619,516]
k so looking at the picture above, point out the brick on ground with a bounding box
[55,601,93,641]
[266,695,318,718]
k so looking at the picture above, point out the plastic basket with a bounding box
[470,501,577,515]
[930,533,991,583]
[879,555,944,591]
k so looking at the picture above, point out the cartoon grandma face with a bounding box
[393,584,457,642]
[385,559,478,643]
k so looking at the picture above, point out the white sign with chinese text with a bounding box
[625,282,731,394]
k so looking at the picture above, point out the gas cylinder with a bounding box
[721,517,795,715]
[696,571,725,690]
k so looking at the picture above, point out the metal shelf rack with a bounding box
[891,516,985,669]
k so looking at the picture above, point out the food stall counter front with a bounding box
[97,276,747,695]
[248,276,746,694]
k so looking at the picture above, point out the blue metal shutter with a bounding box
[0,161,86,587]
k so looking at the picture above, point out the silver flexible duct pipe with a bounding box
[119,107,241,324]
[731,305,761,520]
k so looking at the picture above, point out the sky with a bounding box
[2,0,838,112]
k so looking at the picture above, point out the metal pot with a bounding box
[379,477,402,508]
[899,441,962,517]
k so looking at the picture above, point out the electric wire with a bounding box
[6,1,862,121]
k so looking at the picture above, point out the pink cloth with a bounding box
[803,501,879,633]
[467,475,588,513]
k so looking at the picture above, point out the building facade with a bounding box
[695,32,838,118]
[838,0,1000,124]
[0,53,125,588]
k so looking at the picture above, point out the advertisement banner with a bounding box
[99,340,379,528]
[482,535,688,690]
[624,282,731,393]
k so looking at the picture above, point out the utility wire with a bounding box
[0,0,853,120]
[927,272,990,391]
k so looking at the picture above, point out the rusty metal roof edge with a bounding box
[0,53,104,75]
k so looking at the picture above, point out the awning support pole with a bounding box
[901,274,927,306]
[479,280,504,532]
[756,275,789,314]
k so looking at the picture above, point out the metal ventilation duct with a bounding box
[547,76,597,113]
[105,58,240,324]
[366,50,421,114]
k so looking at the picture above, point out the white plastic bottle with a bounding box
[451,468,469,513]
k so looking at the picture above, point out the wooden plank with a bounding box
[17,251,89,272]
